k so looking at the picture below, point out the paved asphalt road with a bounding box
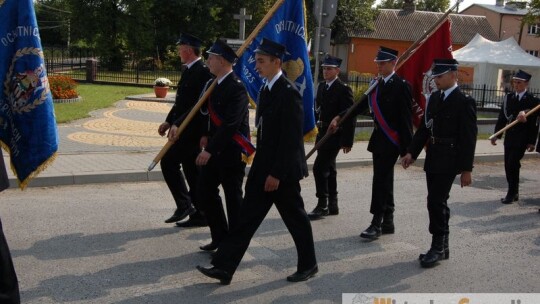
[1,160,539,303]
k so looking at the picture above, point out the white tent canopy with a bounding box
[453,34,540,89]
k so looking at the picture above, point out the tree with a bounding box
[378,0,449,12]
[524,0,540,37]
[332,0,378,44]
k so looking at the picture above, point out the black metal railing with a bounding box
[43,48,538,107]
[346,74,540,111]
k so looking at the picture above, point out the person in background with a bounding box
[159,33,213,227]
[308,55,355,220]
[329,46,413,240]
[491,70,539,204]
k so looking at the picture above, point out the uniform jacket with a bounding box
[250,74,308,184]
[204,73,250,163]
[494,91,539,148]
[315,79,355,149]
[0,150,8,192]
[166,59,213,143]
[408,88,477,174]
[348,74,413,156]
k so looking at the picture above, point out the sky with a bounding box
[373,0,498,12]
[455,0,496,12]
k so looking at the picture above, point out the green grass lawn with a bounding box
[53,84,152,123]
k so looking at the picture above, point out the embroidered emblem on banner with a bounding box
[4,47,50,114]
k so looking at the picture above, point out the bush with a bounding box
[48,75,79,99]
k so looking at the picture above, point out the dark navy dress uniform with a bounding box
[311,76,355,216]
[408,87,477,236]
[406,59,477,267]
[493,74,539,203]
[161,51,213,222]
[209,73,316,278]
[197,60,250,247]
[0,150,20,304]
[197,39,317,285]
[346,48,413,237]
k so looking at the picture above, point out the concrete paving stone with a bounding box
[2,95,539,189]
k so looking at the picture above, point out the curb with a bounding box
[10,152,536,189]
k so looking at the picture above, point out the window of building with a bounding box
[528,23,540,35]
[526,50,539,57]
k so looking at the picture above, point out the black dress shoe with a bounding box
[419,248,445,268]
[360,225,382,240]
[286,265,318,282]
[308,206,329,220]
[175,218,208,227]
[501,195,519,204]
[196,265,232,285]
[200,243,218,251]
[164,206,196,223]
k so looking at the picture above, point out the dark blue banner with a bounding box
[0,0,59,189]
[234,0,316,137]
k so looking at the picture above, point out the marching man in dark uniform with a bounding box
[195,39,252,252]
[491,70,539,204]
[329,47,413,239]
[401,58,477,268]
[196,38,318,284]
[308,55,355,220]
[0,150,20,304]
[159,33,213,226]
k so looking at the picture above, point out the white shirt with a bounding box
[185,57,201,69]
[516,90,527,101]
[383,72,395,84]
[325,77,338,89]
[266,70,283,91]
[218,71,233,84]
[441,84,458,100]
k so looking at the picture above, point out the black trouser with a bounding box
[0,218,20,304]
[370,150,399,216]
[161,140,202,217]
[426,172,455,236]
[211,179,317,276]
[198,156,246,245]
[313,148,340,199]
[504,145,526,197]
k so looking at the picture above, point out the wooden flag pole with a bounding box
[148,0,286,171]
[305,0,462,160]
[488,103,540,140]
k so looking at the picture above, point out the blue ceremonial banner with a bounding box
[0,0,59,189]
[234,0,316,138]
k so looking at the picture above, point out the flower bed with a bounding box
[49,75,80,101]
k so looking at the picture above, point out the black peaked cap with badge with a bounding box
[374,46,398,62]
[431,58,459,77]
[321,55,342,68]
[207,38,238,64]
[255,38,287,59]
[176,32,203,48]
[512,69,532,82]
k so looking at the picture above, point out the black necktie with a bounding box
[441,92,445,100]
[325,83,330,90]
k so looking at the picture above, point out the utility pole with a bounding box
[312,0,337,92]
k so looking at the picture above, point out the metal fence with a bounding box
[44,46,181,86]
[347,74,540,111]
[43,47,539,107]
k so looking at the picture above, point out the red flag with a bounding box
[396,19,453,127]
